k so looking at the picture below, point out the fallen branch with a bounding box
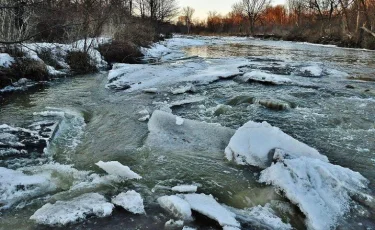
[361,26,375,38]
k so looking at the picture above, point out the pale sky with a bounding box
[178,0,286,20]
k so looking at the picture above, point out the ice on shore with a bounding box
[183,193,240,228]
[95,161,142,180]
[146,110,234,152]
[259,152,370,230]
[30,193,114,226]
[171,185,198,193]
[112,190,145,214]
[225,121,328,168]
[0,53,15,68]
[158,195,192,220]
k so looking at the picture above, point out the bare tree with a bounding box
[182,6,195,34]
[242,0,271,34]
[134,0,178,22]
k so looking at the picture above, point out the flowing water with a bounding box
[0,37,375,230]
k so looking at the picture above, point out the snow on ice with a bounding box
[112,190,145,214]
[259,151,370,230]
[183,193,240,228]
[158,195,192,220]
[106,58,248,92]
[227,204,292,230]
[30,193,114,226]
[225,121,328,168]
[95,161,142,180]
[238,70,293,85]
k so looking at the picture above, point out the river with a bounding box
[0,36,375,230]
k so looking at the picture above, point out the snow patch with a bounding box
[0,53,15,68]
[176,116,184,126]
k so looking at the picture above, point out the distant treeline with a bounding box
[176,0,375,49]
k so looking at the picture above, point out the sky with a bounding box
[178,0,286,20]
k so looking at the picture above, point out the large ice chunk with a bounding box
[146,110,234,152]
[239,70,292,85]
[157,195,192,220]
[112,190,145,214]
[259,153,370,230]
[183,193,240,228]
[30,193,114,226]
[95,161,142,180]
[225,121,328,168]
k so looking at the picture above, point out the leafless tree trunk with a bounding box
[182,6,195,34]
[242,0,270,35]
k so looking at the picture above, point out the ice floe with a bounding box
[259,151,370,230]
[225,121,328,168]
[183,193,240,228]
[106,58,248,92]
[30,193,114,226]
[158,195,192,220]
[171,185,198,193]
[238,70,293,85]
[95,161,142,180]
[146,110,234,152]
[112,190,145,214]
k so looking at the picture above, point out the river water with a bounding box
[0,37,375,230]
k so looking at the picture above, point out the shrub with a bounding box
[0,58,49,88]
[66,51,97,74]
[98,41,143,64]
